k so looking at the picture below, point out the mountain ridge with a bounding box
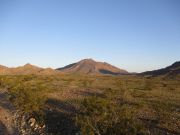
[57,59,128,75]
[0,63,59,75]
[141,61,180,77]
[1,60,179,76]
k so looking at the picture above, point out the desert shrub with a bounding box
[0,76,50,124]
[76,96,147,135]
[0,77,4,87]
[8,82,47,123]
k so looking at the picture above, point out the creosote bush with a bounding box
[9,84,46,113]
[76,96,147,135]
[6,77,47,123]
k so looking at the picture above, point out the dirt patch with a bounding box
[0,89,18,135]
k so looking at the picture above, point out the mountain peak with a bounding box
[57,59,128,75]
[23,63,41,69]
[81,58,95,62]
[24,63,33,67]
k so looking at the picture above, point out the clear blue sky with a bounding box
[0,0,180,72]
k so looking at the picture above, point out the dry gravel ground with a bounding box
[0,88,18,135]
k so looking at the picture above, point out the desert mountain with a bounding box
[57,59,128,75]
[141,61,180,77]
[0,65,9,74]
[0,63,60,75]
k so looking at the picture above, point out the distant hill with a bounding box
[57,59,128,75]
[141,61,180,77]
[0,65,9,75]
[2,60,179,76]
[0,63,60,75]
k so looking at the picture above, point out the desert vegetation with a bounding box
[0,74,180,135]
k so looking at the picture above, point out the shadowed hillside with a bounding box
[141,61,180,77]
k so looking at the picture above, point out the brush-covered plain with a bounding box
[0,74,179,135]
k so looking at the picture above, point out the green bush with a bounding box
[76,96,147,135]
[9,83,46,122]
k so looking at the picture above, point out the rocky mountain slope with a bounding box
[57,59,128,75]
[141,61,180,77]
